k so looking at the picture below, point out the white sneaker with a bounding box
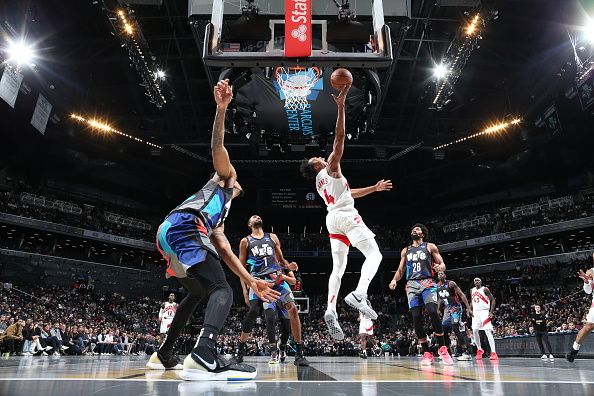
[457,353,472,361]
[549,354,555,361]
[324,309,345,340]
[42,352,49,356]
[541,354,547,360]
[44,346,53,351]
[61,346,69,350]
[344,292,378,320]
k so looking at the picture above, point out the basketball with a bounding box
[331,68,353,90]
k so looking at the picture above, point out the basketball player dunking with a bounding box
[235,215,309,366]
[437,271,473,361]
[299,85,392,340]
[146,79,280,380]
[159,293,178,340]
[470,277,498,360]
[389,224,453,365]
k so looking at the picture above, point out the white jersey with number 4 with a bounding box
[471,287,490,311]
[316,168,355,212]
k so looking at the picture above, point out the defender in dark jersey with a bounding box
[147,80,280,381]
[235,215,309,366]
[389,224,452,366]
[437,271,473,361]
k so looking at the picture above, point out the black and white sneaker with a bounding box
[146,351,183,370]
[566,348,578,363]
[279,346,287,363]
[345,292,378,320]
[324,309,345,340]
[179,346,257,381]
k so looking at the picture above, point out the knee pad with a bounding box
[410,307,426,339]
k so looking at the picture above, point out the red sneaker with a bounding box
[489,352,499,361]
[438,346,453,365]
[476,349,484,359]
[421,352,434,366]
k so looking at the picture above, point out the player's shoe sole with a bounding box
[146,352,183,370]
[179,354,257,381]
[324,310,345,340]
[345,292,378,320]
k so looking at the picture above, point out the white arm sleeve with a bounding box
[584,281,593,295]
[158,308,164,320]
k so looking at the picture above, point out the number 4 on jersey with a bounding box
[323,188,335,205]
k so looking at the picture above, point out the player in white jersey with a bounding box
[159,293,178,336]
[358,302,375,359]
[470,278,498,360]
[299,85,392,340]
[567,253,594,362]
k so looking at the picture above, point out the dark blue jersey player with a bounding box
[437,271,473,360]
[147,79,280,381]
[389,223,452,366]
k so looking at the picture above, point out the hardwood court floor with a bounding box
[1,355,593,395]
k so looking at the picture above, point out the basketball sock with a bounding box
[485,330,496,353]
[196,325,218,349]
[435,333,446,347]
[473,329,482,350]
[328,238,349,312]
[573,342,581,351]
[421,341,430,353]
[353,238,382,295]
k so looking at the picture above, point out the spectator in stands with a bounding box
[38,323,61,355]
[0,318,24,356]
[0,315,7,334]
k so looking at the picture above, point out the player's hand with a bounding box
[243,293,250,306]
[287,262,298,271]
[389,279,397,290]
[467,309,473,318]
[331,84,350,107]
[213,79,233,107]
[433,263,446,272]
[488,312,493,319]
[374,179,393,192]
[578,269,592,283]
[250,278,281,303]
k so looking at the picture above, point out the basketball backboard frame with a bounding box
[189,0,394,68]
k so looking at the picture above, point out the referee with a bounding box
[532,304,554,360]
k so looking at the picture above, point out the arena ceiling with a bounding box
[0,0,593,210]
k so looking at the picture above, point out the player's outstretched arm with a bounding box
[428,243,446,272]
[452,281,472,316]
[270,233,298,271]
[351,179,393,199]
[389,248,407,289]
[211,79,234,180]
[210,227,280,302]
[282,270,297,286]
[326,85,350,178]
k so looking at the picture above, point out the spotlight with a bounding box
[6,39,35,66]
[155,69,165,79]
[433,63,448,80]
[586,18,594,43]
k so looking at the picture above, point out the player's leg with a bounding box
[452,322,472,360]
[325,236,349,340]
[235,299,262,363]
[426,301,453,365]
[278,316,290,363]
[542,332,554,359]
[567,309,594,362]
[180,253,257,380]
[342,214,382,319]
[535,332,546,359]
[283,301,309,366]
[263,305,279,364]
[360,333,368,359]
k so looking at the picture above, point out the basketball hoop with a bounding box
[275,67,321,111]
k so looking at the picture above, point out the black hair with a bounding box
[412,223,429,240]
[299,159,317,179]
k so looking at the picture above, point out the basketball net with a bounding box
[275,67,321,111]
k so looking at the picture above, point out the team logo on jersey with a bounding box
[251,244,273,257]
